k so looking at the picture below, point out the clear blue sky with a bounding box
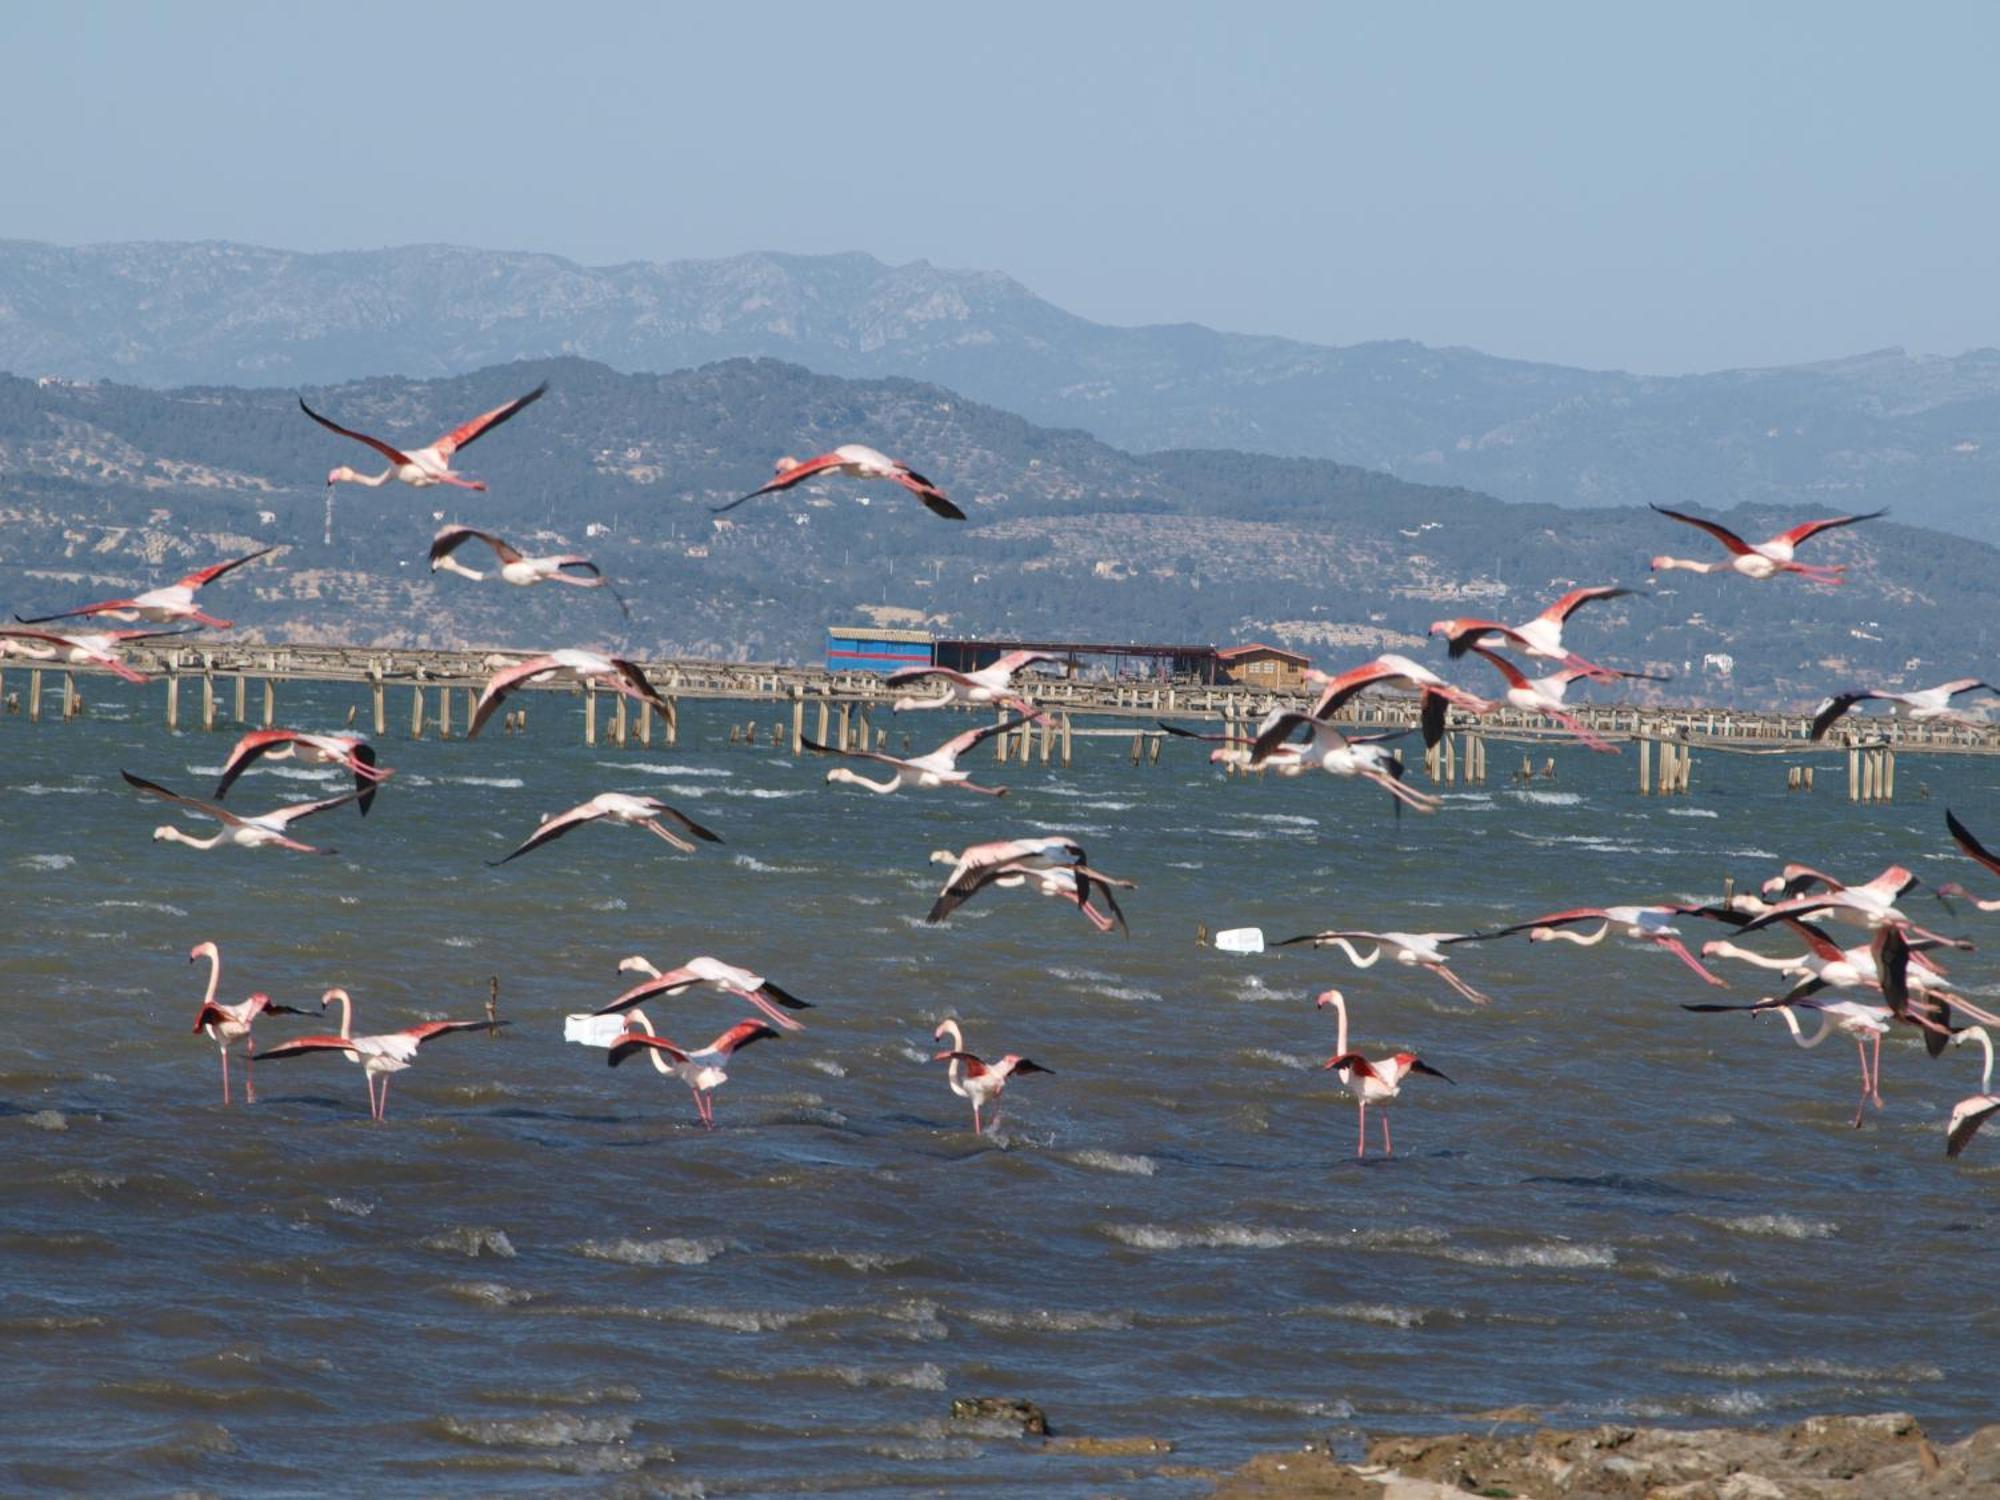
[5,1,1995,373]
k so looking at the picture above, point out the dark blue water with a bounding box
[4,682,1997,1495]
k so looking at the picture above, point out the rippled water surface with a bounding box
[5,686,1999,1494]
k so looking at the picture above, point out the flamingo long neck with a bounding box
[1772,1006,1833,1049]
[1959,1026,1995,1093]
[161,827,227,851]
[625,1007,675,1075]
[324,989,353,1039]
[830,767,900,794]
[1325,939,1380,969]
[937,1020,969,1098]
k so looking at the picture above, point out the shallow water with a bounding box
[5,688,1999,1495]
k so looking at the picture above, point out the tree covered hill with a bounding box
[0,355,1988,704]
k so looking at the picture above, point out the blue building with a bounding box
[825,625,935,674]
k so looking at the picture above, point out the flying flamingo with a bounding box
[1275,931,1493,1005]
[932,1018,1050,1135]
[1246,714,1439,812]
[123,771,360,855]
[714,445,965,519]
[885,650,1061,713]
[488,793,721,865]
[1809,679,2000,741]
[1946,1027,1999,1158]
[1313,989,1451,1158]
[925,836,1134,931]
[607,1007,781,1127]
[0,626,191,683]
[15,547,274,630]
[214,729,392,814]
[1940,810,2000,911]
[1682,991,1895,1128]
[1465,645,1668,753]
[428,525,627,615]
[1429,585,1635,678]
[187,941,317,1105]
[467,650,668,739]
[804,712,1040,796]
[1477,905,1733,986]
[254,988,498,1120]
[593,955,812,1032]
[1297,653,1496,750]
[1649,504,1885,582]
[300,381,547,492]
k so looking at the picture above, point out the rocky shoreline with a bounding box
[1208,1412,2000,1498]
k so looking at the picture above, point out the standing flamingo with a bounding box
[607,1007,780,1127]
[254,989,497,1121]
[932,1018,1049,1135]
[15,547,274,630]
[301,381,547,492]
[1429,585,1635,678]
[1275,931,1493,1005]
[715,445,965,519]
[1649,504,1885,582]
[187,941,316,1105]
[1312,989,1451,1158]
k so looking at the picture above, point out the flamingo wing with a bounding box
[1777,510,1886,548]
[213,729,305,800]
[298,398,417,467]
[711,452,845,514]
[489,802,607,865]
[176,546,275,590]
[1948,809,2000,880]
[1538,585,1634,625]
[607,1032,691,1068]
[430,525,519,567]
[122,770,245,826]
[1650,504,1754,555]
[705,1019,781,1057]
[432,382,548,456]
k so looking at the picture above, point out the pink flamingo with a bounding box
[933,1018,1050,1134]
[213,728,392,813]
[255,988,497,1121]
[301,381,546,492]
[16,547,273,630]
[607,1007,780,1127]
[1649,504,1885,582]
[715,445,964,519]
[187,941,316,1105]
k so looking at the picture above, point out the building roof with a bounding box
[1216,642,1310,663]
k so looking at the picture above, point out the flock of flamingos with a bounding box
[9,377,2000,1155]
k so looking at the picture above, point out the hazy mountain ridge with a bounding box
[5,239,2000,541]
[0,355,1990,705]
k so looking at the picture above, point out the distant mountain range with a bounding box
[0,355,1989,705]
[3,238,1999,542]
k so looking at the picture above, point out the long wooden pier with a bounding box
[4,641,1995,802]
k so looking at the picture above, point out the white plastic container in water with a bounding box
[563,1012,629,1048]
[1213,927,1265,955]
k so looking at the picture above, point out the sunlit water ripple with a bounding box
[3,687,1998,1494]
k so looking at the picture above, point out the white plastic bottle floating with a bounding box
[1213,926,1265,955]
